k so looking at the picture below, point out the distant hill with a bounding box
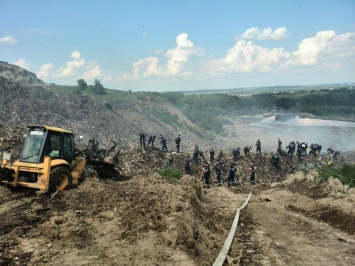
[0,62,203,148]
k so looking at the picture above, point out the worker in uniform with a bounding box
[175,134,181,153]
[272,153,280,171]
[287,141,296,158]
[139,130,146,150]
[218,150,224,160]
[193,145,199,164]
[202,163,211,188]
[250,161,256,185]
[160,135,167,152]
[209,147,215,163]
[214,160,222,186]
[232,147,240,160]
[300,142,308,156]
[255,139,261,155]
[168,153,173,166]
[147,135,156,147]
[244,146,252,156]
[227,162,237,187]
[297,142,303,160]
[184,155,191,175]
[278,138,282,149]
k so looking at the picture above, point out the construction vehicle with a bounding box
[0,125,119,192]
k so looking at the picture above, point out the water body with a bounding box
[254,116,355,152]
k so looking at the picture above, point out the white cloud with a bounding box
[215,30,355,74]
[122,33,199,79]
[60,50,86,77]
[83,61,102,79]
[0,36,17,44]
[37,63,54,79]
[241,27,289,40]
[13,58,29,69]
[222,41,290,72]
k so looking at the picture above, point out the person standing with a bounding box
[209,147,215,163]
[250,161,256,185]
[232,147,240,160]
[139,130,146,151]
[193,145,200,164]
[256,139,261,155]
[218,150,224,160]
[160,135,167,152]
[184,155,191,174]
[147,135,156,147]
[228,162,237,187]
[168,153,173,166]
[214,160,222,186]
[272,153,280,171]
[278,138,282,149]
[202,163,211,189]
[175,134,181,153]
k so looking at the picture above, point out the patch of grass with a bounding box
[157,167,185,180]
[317,164,355,187]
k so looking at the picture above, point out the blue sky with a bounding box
[1,0,354,91]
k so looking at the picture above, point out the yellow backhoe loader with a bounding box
[0,125,119,192]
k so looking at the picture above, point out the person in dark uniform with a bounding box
[232,147,240,160]
[255,139,261,155]
[202,163,211,188]
[175,134,181,153]
[209,147,215,163]
[244,146,252,156]
[278,138,282,149]
[287,141,296,158]
[198,150,206,164]
[214,160,222,186]
[218,150,224,160]
[193,145,199,164]
[297,142,303,160]
[250,161,256,185]
[272,153,280,171]
[184,155,191,174]
[227,162,237,187]
[147,135,156,147]
[160,135,167,152]
[139,130,146,150]
[168,153,173,166]
[301,142,308,156]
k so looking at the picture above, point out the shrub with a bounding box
[317,164,355,187]
[157,167,185,180]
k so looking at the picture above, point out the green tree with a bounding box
[77,79,88,90]
[92,79,106,95]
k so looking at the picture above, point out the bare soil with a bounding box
[1,162,354,266]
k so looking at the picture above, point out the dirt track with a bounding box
[1,164,354,266]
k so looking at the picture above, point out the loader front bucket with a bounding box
[103,150,120,167]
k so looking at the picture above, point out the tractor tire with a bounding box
[49,166,71,192]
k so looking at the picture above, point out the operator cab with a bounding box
[19,125,75,164]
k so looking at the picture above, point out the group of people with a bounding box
[276,138,327,160]
[139,130,181,153]
[184,144,257,189]
[139,131,339,189]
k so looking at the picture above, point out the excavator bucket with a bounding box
[103,149,120,167]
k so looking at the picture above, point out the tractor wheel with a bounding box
[49,166,71,192]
